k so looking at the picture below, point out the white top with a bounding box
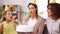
[16,18,37,32]
[46,17,60,34]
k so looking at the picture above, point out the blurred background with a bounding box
[0,0,60,21]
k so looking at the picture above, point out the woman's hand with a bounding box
[22,21,27,25]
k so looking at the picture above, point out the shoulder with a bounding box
[57,18,60,24]
[37,16,44,25]
[45,17,51,23]
[0,21,6,27]
[45,17,51,24]
[38,16,44,22]
[57,18,60,21]
[2,21,6,24]
[46,17,51,21]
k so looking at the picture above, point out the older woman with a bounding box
[46,3,60,34]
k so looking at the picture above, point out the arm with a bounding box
[37,19,44,34]
[0,23,3,34]
[33,17,44,34]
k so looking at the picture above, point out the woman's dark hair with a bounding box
[47,3,60,19]
[28,3,38,18]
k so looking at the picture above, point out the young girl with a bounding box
[0,10,19,34]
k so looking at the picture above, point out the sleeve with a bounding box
[37,18,44,34]
[33,17,44,34]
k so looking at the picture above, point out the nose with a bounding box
[29,9,32,11]
[10,14,12,18]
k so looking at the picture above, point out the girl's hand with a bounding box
[14,19,20,25]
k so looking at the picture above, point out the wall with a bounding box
[3,0,31,11]
[0,0,31,21]
[0,0,3,5]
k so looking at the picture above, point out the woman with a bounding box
[19,3,44,34]
[46,3,60,34]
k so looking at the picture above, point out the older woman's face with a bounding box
[28,5,37,16]
[48,6,53,17]
[48,9,52,17]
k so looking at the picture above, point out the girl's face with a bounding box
[5,11,12,21]
[28,5,37,16]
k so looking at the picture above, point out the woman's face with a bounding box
[28,5,37,16]
[48,9,52,17]
[5,11,12,21]
[48,6,53,17]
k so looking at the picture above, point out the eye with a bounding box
[31,7,34,9]
[8,13,10,15]
[29,8,30,9]
[8,12,12,15]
